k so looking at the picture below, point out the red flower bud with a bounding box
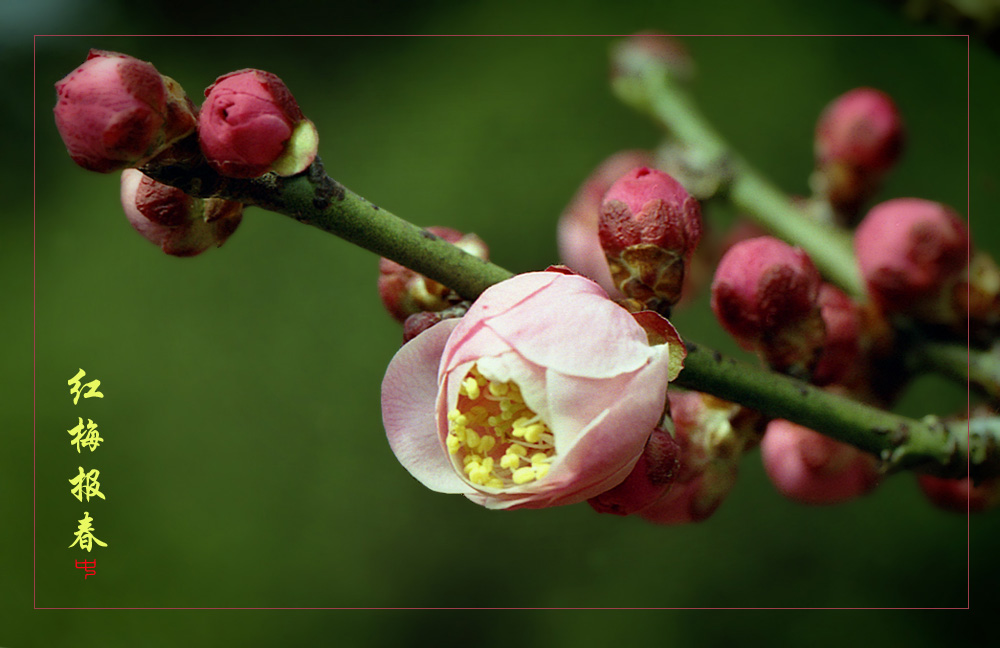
[813,88,904,217]
[917,474,1000,514]
[710,236,825,376]
[558,150,654,297]
[599,167,702,310]
[588,425,680,516]
[54,49,197,173]
[120,169,243,257]
[378,227,488,323]
[854,198,969,322]
[198,69,318,178]
[816,87,904,174]
[761,419,880,505]
[812,284,862,387]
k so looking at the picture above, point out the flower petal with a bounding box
[382,319,472,494]
[485,274,652,378]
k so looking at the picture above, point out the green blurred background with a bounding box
[8,0,998,644]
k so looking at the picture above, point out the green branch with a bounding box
[140,149,998,481]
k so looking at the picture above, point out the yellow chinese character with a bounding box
[67,417,103,453]
[68,368,104,405]
[68,512,107,552]
[69,467,106,502]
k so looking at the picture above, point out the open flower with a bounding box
[381,271,685,510]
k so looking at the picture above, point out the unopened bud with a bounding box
[588,425,680,516]
[813,87,904,218]
[761,419,880,505]
[854,198,969,323]
[917,475,1000,514]
[812,284,862,387]
[599,167,702,312]
[378,227,488,323]
[54,49,197,173]
[120,169,243,256]
[710,236,825,377]
[558,150,654,296]
[198,69,318,178]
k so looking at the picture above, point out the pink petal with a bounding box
[382,319,472,494]
[484,274,652,378]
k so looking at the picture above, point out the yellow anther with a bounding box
[479,435,496,453]
[508,444,527,457]
[530,452,548,465]
[481,457,495,472]
[487,478,504,489]
[448,409,460,421]
[488,382,509,397]
[512,467,537,485]
[501,410,514,421]
[524,425,544,443]
[500,454,520,470]
[463,377,480,400]
[446,435,461,454]
[464,461,480,474]
[534,463,550,479]
[512,417,530,429]
[466,430,481,449]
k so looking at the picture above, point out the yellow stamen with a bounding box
[446,364,557,491]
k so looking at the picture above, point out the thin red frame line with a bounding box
[32,32,974,612]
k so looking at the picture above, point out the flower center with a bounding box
[446,364,556,490]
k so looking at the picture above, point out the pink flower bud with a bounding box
[599,167,702,309]
[588,426,680,516]
[813,88,904,216]
[917,475,1000,513]
[816,88,903,173]
[558,150,654,297]
[381,272,685,510]
[120,169,243,257]
[710,236,825,376]
[854,198,970,322]
[761,419,880,505]
[812,284,862,387]
[54,49,197,173]
[378,227,488,323]
[198,69,319,178]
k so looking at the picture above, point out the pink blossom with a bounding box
[54,49,196,173]
[381,271,685,510]
[120,169,243,257]
[198,69,317,178]
[761,419,880,505]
